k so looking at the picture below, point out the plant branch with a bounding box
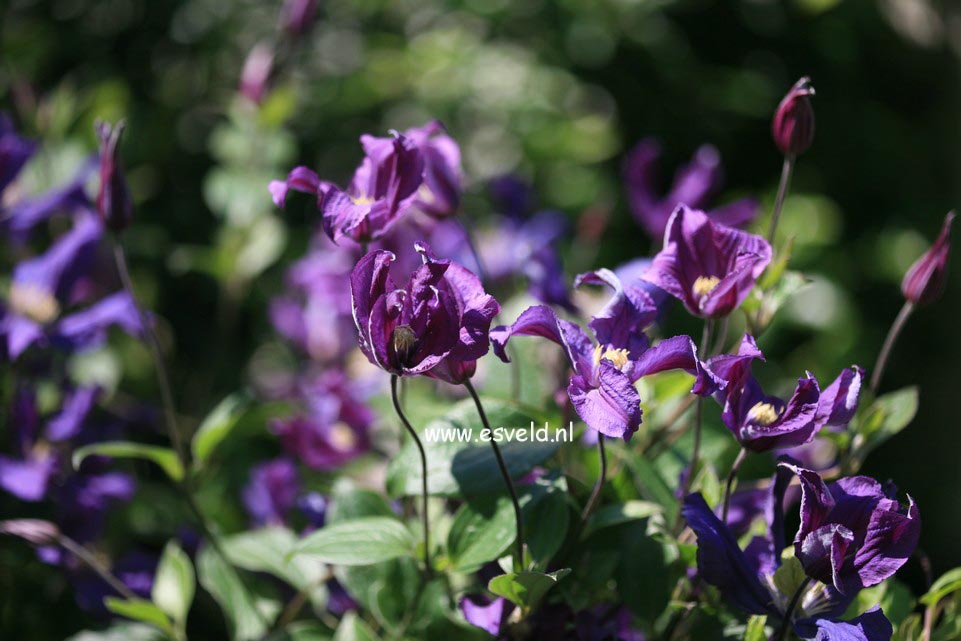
[768,154,795,243]
[580,435,607,525]
[391,375,432,578]
[870,300,914,394]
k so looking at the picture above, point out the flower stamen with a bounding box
[747,401,780,426]
[692,275,721,298]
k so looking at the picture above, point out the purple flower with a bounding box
[239,43,274,105]
[788,463,920,595]
[901,211,954,306]
[492,269,714,440]
[682,463,912,640]
[1,159,96,241]
[642,205,771,319]
[460,595,511,636]
[1,112,37,196]
[242,458,301,526]
[772,77,816,156]
[95,120,133,231]
[404,120,463,219]
[623,138,758,238]
[279,0,319,36]
[272,371,374,470]
[0,217,143,360]
[350,242,499,383]
[816,365,865,430]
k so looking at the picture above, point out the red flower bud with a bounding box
[772,77,815,156]
[902,211,955,306]
[95,120,133,232]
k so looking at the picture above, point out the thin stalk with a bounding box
[391,375,432,577]
[721,447,748,523]
[768,154,795,243]
[463,379,525,572]
[580,435,607,524]
[775,577,813,641]
[59,535,139,602]
[459,219,489,284]
[869,301,914,394]
[680,320,713,498]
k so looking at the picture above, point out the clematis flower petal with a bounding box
[490,304,595,377]
[460,596,509,636]
[575,268,657,358]
[816,366,865,430]
[568,363,643,440]
[796,607,892,641]
[901,211,954,306]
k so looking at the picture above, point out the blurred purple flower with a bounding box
[239,43,274,104]
[901,211,954,306]
[642,205,771,319]
[350,242,499,383]
[95,120,133,231]
[0,217,143,360]
[623,138,758,239]
[772,77,816,157]
[272,370,374,470]
[460,595,511,636]
[279,0,319,36]
[243,458,301,527]
[1,160,96,241]
[71,551,157,615]
[404,120,463,219]
[0,112,36,195]
[492,269,714,440]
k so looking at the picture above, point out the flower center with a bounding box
[391,324,418,367]
[593,345,630,370]
[328,422,358,451]
[747,401,780,426]
[350,194,375,206]
[692,275,721,298]
[8,284,60,324]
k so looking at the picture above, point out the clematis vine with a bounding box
[623,137,758,239]
[683,460,919,641]
[642,205,772,320]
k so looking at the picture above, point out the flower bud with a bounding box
[771,76,815,156]
[95,120,133,232]
[0,519,60,546]
[239,43,274,105]
[902,211,955,306]
[280,0,319,37]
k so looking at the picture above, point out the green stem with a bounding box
[869,301,914,394]
[680,320,713,499]
[775,577,813,641]
[721,447,747,523]
[391,375,432,577]
[58,535,139,601]
[463,379,525,572]
[768,154,795,243]
[580,435,607,524]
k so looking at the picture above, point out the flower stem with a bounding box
[463,379,525,572]
[775,577,813,641]
[721,447,747,523]
[58,534,139,601]
[580,435,607,525]
[870,300,914,395]
[391,375,432,577]
[768,154,795,243]
[459,219,489,284]
[680,320,713,498]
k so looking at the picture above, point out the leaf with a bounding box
[222,527,325,593]
[265,622,333,641]
[295,517,415,566]
[922,567,961,606]
[327,479,396,524]
[192,393,250,469]
[852,387,919,464]
[152,541,195,624]
[487,569,570,612]
[65,623,165,641]
[73,441,184,482]
[386,398,558,498]
[583,501,662,537]
[104,598,174,636]
[621,454,679,522]
[447,496,517,572]
[196,545,275,641]
[744,615,768,641]
[616,520,669,624]
[332,612,379,641]
[773,556,808,600]
[523,490,570,565]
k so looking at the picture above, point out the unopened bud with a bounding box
[772,77,815,156]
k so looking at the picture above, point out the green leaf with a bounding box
[332,612,379,641]
[65,623,165,641]
[616,520,669,624]
[852,386,919,464]
[196,546,275,641]
[265,622,332,641]
[621,454,678,521]
[295,517,415,566]
[386,398,559,497]
[191,393,250,469]
[773,556,808,600]
[104,598,174,636]
[523,490,570,565]
[448,496,517,572]
[327,479,396,524]
[152,541,195,624]
[73,441,184,482]
[583,500,662,537]
[922,567,961,606]
[222,527,325,595]
[744,615,768,641]
[487,569,570,612]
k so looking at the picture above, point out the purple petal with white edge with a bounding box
[569,363,643,440]
[817,366,865,430]
[681,493,774,616]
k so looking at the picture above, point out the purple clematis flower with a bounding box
[272,370,374,470]
[95,120,133,231]
[0,217,143,360]
[623,137,758,239]
[707,335,863,452]
[492,269,715,440]
[901,211,954,306]
[1,159,97,241]
[642,205,771,319]
[682,462,914,640]
[271,132,425,244]
[404,120,463,219]
[772,77,816,157]
[1,112,36,195]
[279,0,319,36]
[350,241,499,384]
[461,595,511,637]
[242,458,301,527]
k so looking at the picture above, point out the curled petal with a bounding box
[816,366,865,430]
[490,305,594,376]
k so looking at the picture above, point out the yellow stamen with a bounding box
[350,194,375,206]
[692,275,721,298]
[329,422,358,451]
[593,345,631,370]
[747,401,780,426]
[8,284,60,324]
